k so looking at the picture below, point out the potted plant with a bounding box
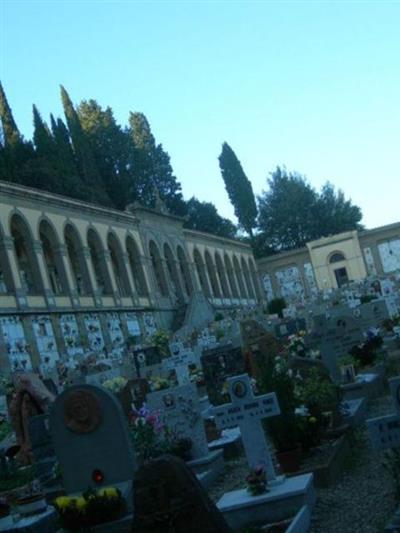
[258,353,303,472]
[54,486,126,530]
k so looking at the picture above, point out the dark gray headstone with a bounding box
[49,384,136,494]
[201,345,246,405]
[312,315,363,383]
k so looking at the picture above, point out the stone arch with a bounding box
[10,213,43,294]
[149,240,169,297]
[215,251,230,298]
[248,258,262,300]
[224,253,239,297]
[126,235,148,296]
[164,243,184,301]
[193,248,211,297]
[329,251,346,264]
[39,218,70,295]
[0,222,15,293]
[233,255,246,298]
[64,223,92,295]
[177,245,193,296]
[107,232,131,297]
[87,227,113,295]
[205,250,221,298]
[241,256,255,299]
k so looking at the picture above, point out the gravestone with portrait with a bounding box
[213,374,315,530]
[146,383,224,486]
[311,315,364,383]
[162,345,196,386]
[201,344,246,405]
[49,384,136,502]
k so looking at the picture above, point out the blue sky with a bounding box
[2,1,399,229]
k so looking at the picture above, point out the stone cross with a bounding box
[210,373,280,482]
[162,351,196,386]
[368,376,400,450]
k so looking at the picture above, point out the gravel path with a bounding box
[209,395,398,533]
[310,395,397,533]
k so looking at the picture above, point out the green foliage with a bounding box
[0,420,12,442]
[0,464,36,492]
[0,81,21,147]
[128,112,186,216]
[0,85,242,243]
[258,354,299,451]
[267,297,286,318]
[257,166,363,253]
[151,329,170,357]
[214,312,224,321]
[295,368,338,415]
[60,86,111,206]
[218,142,257,237]
[184,197,237,239]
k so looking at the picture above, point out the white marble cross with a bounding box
[210,373,280,482]
[368,377,400,450]
[162,351,196,385]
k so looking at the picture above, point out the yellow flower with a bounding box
[75,497,87,509]
[98,487,118,498]
[309,417,317,424]
[55,496,71,509]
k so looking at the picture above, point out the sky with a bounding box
[1,0,399,230]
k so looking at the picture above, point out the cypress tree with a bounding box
[50,115,88,199]
[218,142,258,238]
[128,112,185,215]
[60,86,110,205]
[77,100,132,210]
[0,81,21,147]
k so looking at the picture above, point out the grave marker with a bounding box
[49,384,136,494]
[201,345,246,405]
[147,383,209,459]
[162,351,196,385]
[210,373,280,482]
[368,376,400,450]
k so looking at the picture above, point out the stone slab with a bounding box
[341,398,367,427]
[287,505,311,533]
[217,473,315,530]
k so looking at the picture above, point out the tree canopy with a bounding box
[257,166,363,255]
[218,142,257,237]
[184,197,237,239]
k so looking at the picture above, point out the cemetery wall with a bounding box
[257,224,400,300]
[0,180,262,374]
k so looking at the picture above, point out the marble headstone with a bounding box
[147,383,209,459]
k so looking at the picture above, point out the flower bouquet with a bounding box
[246,466,268,496]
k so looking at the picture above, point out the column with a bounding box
[31,240,56,307]
[122,252,139,304]
[54,243,80,306]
